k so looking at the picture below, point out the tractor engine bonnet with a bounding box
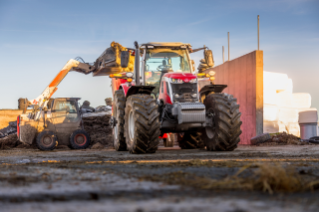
[161,72,199,104]
[163,72,196,81]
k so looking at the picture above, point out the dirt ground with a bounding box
[0,145,319,212]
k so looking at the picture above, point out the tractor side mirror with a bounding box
[121,51,130,68]
[204,49,214,67]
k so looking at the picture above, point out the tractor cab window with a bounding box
[54,100,77,113]
[145,49,191,97]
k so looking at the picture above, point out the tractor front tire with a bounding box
[113,90,127,151]
[70,129,91,149]
[177,132,205,149]
[202,93,242,151]
[124,94,160,154]
[36,130,58,151]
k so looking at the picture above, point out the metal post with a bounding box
[258,15,260,50]
[134,41,140,85]
[228,32,230,61]
[222,46,225,63]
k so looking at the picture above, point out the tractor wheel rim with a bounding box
[43,136,53,146]
[205,109,215,139]
[128,110,134,142]
[75,134,86,146]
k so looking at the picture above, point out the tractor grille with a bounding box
[171,83,198,103]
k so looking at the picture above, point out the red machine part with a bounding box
[159,133,168,139]
[164,72,196,81]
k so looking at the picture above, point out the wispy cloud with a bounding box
[187,18,213,26]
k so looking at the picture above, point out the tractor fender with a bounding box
[124,85,155,98]
[199,84,227,97]
[119,83,131,96]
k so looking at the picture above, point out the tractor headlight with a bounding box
[126,72,134,78]
[175,94,180,98]
[191,93,197,98]
[189,78,197,83]
[171,78,183,84]
[208,71,216,76]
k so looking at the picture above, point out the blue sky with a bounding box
[0,0,318,110]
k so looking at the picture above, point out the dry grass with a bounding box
[141,162,319,194]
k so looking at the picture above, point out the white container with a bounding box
[264,104,278,121]
[298,110,318,139]
[292,93,311,109]
[278,108,299,123]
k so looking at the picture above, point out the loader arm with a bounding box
[29,59,94,109]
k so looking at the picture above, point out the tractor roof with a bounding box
[141,42,191,48]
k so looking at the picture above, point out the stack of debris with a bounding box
[0,121,17,139]
[82,112,113,149]
[251,132,311,146]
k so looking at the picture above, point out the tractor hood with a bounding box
[163,72,197,82]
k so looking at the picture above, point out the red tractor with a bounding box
[109,41,242,154]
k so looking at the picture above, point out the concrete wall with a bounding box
[205,50,263,145]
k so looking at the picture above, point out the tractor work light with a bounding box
[189,78,197,83]
[171,78,183,84]
[126,72,134,78]
[209,70,216,76]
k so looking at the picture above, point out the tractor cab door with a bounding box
[51,99,81,140]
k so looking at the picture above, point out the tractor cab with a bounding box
[141,42,193,99]
[111,41,241,154]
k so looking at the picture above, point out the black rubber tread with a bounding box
[18,98,26,110]
[36,130,58,151]
[177,132,205,149]
[70,129,91,149]
[124,94,160,154]
[201,93,242,151]
[250,133,271,145]
[113,90,127,151]
[309,136,319,144]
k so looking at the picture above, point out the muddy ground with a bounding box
[0,145,319,212]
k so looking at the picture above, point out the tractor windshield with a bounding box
[144,48,191,95]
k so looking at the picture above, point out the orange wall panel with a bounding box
[205,51,263,145]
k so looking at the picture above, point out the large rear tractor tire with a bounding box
[177,132,205,149]
[36,130,58,151]
[124,94,160,154]
[201,93,242,151]
[113,90,127,151]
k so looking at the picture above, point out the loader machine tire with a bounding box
[124,94,160,154]
[113,90,127,151]
[70,129,91,149]
[36,130,58,151]
[177,132,205,149]
[202,93,242,151]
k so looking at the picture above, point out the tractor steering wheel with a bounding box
[157,65,172,71]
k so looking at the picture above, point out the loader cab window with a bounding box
[145,48,191,97]
[54,100,77,113]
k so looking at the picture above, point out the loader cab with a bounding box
[47,98,81,125]
[141,42,193,98]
